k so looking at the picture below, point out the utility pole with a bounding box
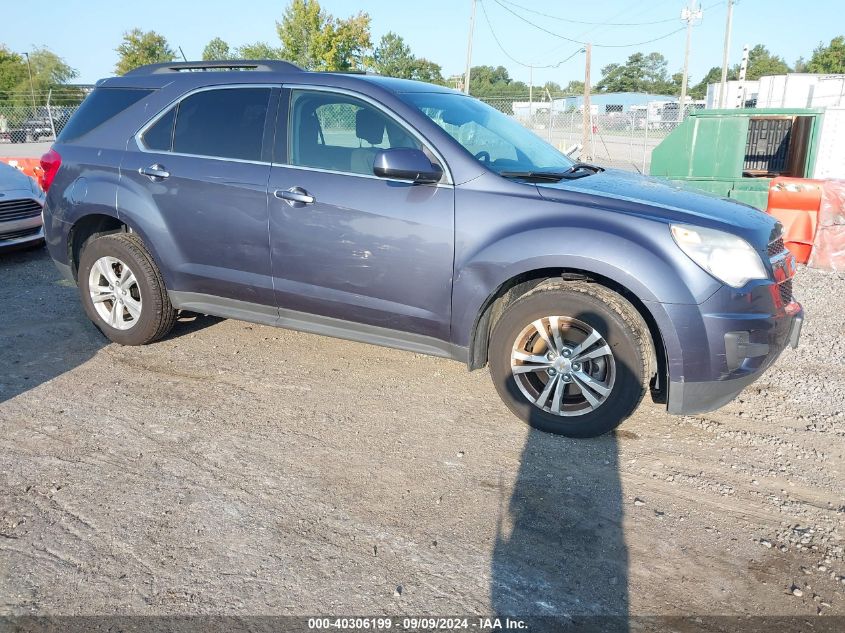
[679,2,703,115]
[23,51,36,108]
[582,43,592,161]
[736,44,749,108]
[464,0,477,94]
[529,65,533,125]
[718,0,734,108]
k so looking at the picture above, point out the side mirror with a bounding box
[373,148,443,184]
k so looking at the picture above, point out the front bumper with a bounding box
[666,299,803,415]
[0,204,44,250]
[668,304,801,414]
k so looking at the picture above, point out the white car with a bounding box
[0,161,45,250]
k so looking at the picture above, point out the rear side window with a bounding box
[58,88,152,142]
[171,88,271,161]
[142,108,175,151]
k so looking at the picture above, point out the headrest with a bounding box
[356,108,385,145]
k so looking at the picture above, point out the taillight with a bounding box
[39,148,61,192]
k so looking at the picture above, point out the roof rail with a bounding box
[124,60,302,76]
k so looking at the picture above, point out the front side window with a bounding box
[288,90,422,175]
[400,91,574,175]
[142,87,271,161]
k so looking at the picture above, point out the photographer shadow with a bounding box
[491,309,631,632]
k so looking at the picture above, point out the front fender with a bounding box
[452,185,721,347]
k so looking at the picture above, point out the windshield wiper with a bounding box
[499,170,572,181]
[499,165,604,182]
[564,162,605,174]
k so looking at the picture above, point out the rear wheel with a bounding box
[488,281,653,438]
[77,233,176,345]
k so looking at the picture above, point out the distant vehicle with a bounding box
[40,60,802,437]
[1,117,56,143]
[0,161,45,250]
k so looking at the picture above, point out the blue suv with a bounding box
[41,60,802,437]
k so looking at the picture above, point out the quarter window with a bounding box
[142,108,175,151]
[288,90,422,175]
[144,87,272,161]
[59,88,152,142]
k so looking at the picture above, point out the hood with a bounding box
[535,169,777,246]
[0,161,40,197]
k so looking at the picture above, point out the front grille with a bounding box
[767,237,785,257]
[0,198,42,222]
[0,226,41,241]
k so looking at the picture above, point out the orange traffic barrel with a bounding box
[766,177,823,264]
[0,157,44,188]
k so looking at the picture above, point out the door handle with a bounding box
[139,164,170,181]
[274,187,315,205]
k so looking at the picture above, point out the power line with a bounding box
[497,0,679,26]
[489,0,687,48]
[479,0,584,69]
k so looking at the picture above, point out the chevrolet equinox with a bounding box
[41,60,803,437]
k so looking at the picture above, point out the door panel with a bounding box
[268,167,454,338]
[118,85,277,306]
[120,152,273,305]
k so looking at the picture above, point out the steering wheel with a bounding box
[474,150,491,164]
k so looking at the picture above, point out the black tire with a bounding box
[77,232,176,345]
[489,281,653,438]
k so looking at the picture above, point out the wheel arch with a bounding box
[67,211,165,283]
[466,267,669,403]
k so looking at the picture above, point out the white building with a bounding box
[705,80,760,109]
[707,74,845,109]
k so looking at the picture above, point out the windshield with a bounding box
[400,91,573,175]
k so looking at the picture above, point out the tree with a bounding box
[806,36,845,73]
[595,52,675,94]
[408,58,443,84]
[561,80,584,94]
[275,0,371,71]
[472,65,511,87]
[689,65,734,99]
[0,46,27,102]
[371,32,443,83]
[235,42,283,60]
[372,32,414,78]
[115,29,175,75]
[320,11,371,71]
[741,44,790,80]
[793,56,808,73]
[202,37,231,61]
[0,45,79,105]
[23,47,80,104]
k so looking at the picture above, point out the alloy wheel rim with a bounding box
[88,256,142,331]
[510,316,616,417]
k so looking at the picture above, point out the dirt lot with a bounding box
[0,247,843,622]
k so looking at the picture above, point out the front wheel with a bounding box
[488,281,653,438]
[78,233,176,345]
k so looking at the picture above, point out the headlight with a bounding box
[670,224,768,288]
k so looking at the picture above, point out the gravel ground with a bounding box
[0,247,843,621]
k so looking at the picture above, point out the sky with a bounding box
[3,0,842,88]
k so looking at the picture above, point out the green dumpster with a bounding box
[650,108,824,210]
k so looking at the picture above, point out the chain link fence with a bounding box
[0,89,87,145]
[0,104,80,144]
[478,94,702,173]
[1,89,699,172]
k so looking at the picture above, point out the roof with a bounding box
[106,60,459,96]
[337,74,459,94]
